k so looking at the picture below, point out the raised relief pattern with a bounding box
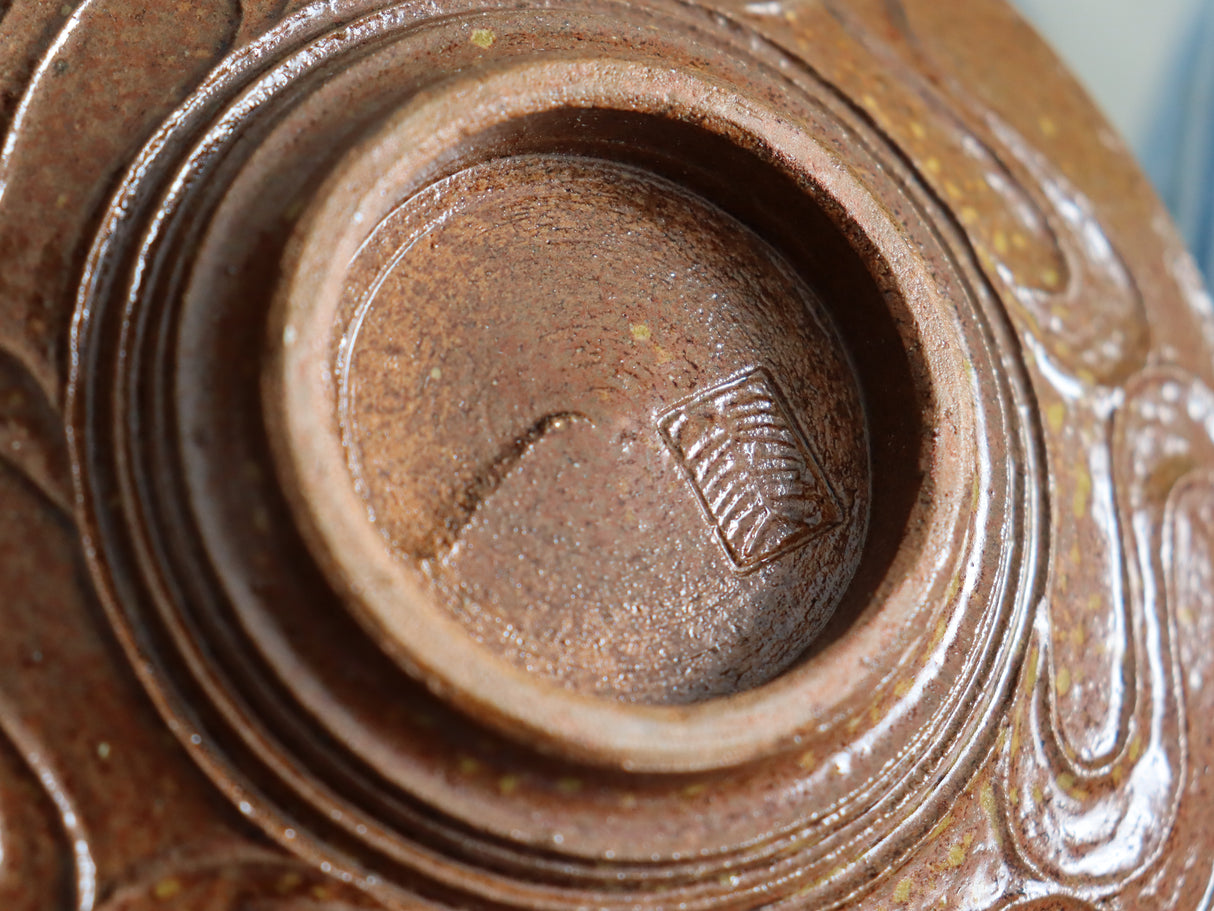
[789,2,1190,898]
[8,0,1206,906]
[658,368,842,570]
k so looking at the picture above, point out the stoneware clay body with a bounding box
[0,0,1212,908]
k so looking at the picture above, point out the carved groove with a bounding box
[0,0,1193,907]
[429,410,591,558]
[0,703,94,911]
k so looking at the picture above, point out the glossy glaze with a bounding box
[0,0,1212,908]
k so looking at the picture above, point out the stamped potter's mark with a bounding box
[658,368,843,570]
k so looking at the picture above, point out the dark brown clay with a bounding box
[1,0,1213,908]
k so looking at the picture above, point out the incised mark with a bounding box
[427,410,590,558]
[658,367,842,571]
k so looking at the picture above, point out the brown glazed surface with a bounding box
[335,154,869,704]
[0,0,1212,908]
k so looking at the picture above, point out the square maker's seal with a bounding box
[658,368,843,571]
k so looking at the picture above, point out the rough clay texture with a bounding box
[0,0,1211,909]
